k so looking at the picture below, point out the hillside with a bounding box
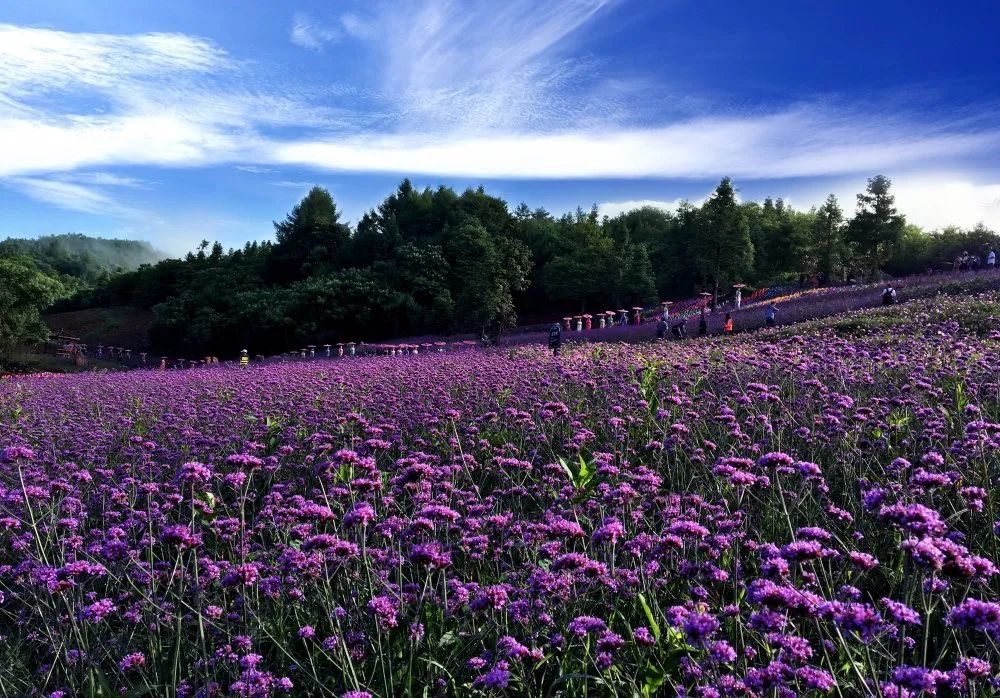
[0,233,165,287]
[43,306,154,350]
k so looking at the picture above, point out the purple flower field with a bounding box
[3,293,1000,696]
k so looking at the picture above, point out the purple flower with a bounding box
[881,598,921,625]
[118,652,146,671]
[708,640,737,663]
[367,595,399,630]
[81,598,116,623]
[408,542,452,569]
[567,616,607,636]
[681,611,720,645]
[633,627,656,646]
[797,666,836,692]
[176,461,212,485]
[473,666,510,689]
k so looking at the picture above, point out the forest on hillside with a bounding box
[0,234,164,367]
[5,176,1000,363]
[0,233,164,291]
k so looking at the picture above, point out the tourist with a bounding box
[240,349,249,367]
[882,285,897,305]
[698,309,708,336]
[656,317,668,340]
[723,312,734,334]
[765,302,778,327]
[547,323,562,356]
[988,248,997,269]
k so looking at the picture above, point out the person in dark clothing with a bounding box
[547,323,562,356]
[698,309,708,336]
[671,321,687,339]
[882,285,897,305]
[764,302,778,327]
[656,318,668,340]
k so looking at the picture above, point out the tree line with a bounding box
[8,175,1000,363]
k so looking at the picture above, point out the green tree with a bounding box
[542,208,613,312]
[375,243,454,331]
[812,194,846,282]
[846,175,905,277]
[270,187,351,281]
[614,238,658,306]
[691,178,754,306]
[603,206,677,296]
[446,222,531,338]
[0,257,63,367]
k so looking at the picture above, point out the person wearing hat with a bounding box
[240,349,250,367]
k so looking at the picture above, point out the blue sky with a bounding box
[1,0,999,254]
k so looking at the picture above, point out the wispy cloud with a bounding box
[356,0,616,132]
[598,198,697,219]
[2,11,1000,231]
[340,13,375,40]
[54,172,149,188]
[5,177,143,218]
[290,12,340,51]
[236,165,275,174]
[271,180,318,188]
[0,22,347,177]
[271,106,1000,180]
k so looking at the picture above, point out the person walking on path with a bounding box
[765,302,778,327]
[698,309,708,336]
[988,248,997,270]
[240,349,250,367]
[547,323,562,356]
[723,312,734,334]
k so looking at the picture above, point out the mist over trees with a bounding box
[31,176,1000,358]
[0,233,164,290]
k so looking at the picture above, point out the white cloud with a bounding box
[271,180,318,188]
[2,16,1000,237]
[290,13,340,51]
[0,23,222,103]
[269,108,999,180]
[340,13,375,40]
[5,177,143,218]
[598,176,1000,233]
[356,0,618,131]
[858,176,1000,232]
[55,172,148,188]
[598,198,694,218]
[236,165,275,174]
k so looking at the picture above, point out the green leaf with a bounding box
[557,456,574,483]
[577,454,593,489]
[640,663,667,697]
[637,593,661,641]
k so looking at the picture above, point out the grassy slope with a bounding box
[43,306,154,349]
